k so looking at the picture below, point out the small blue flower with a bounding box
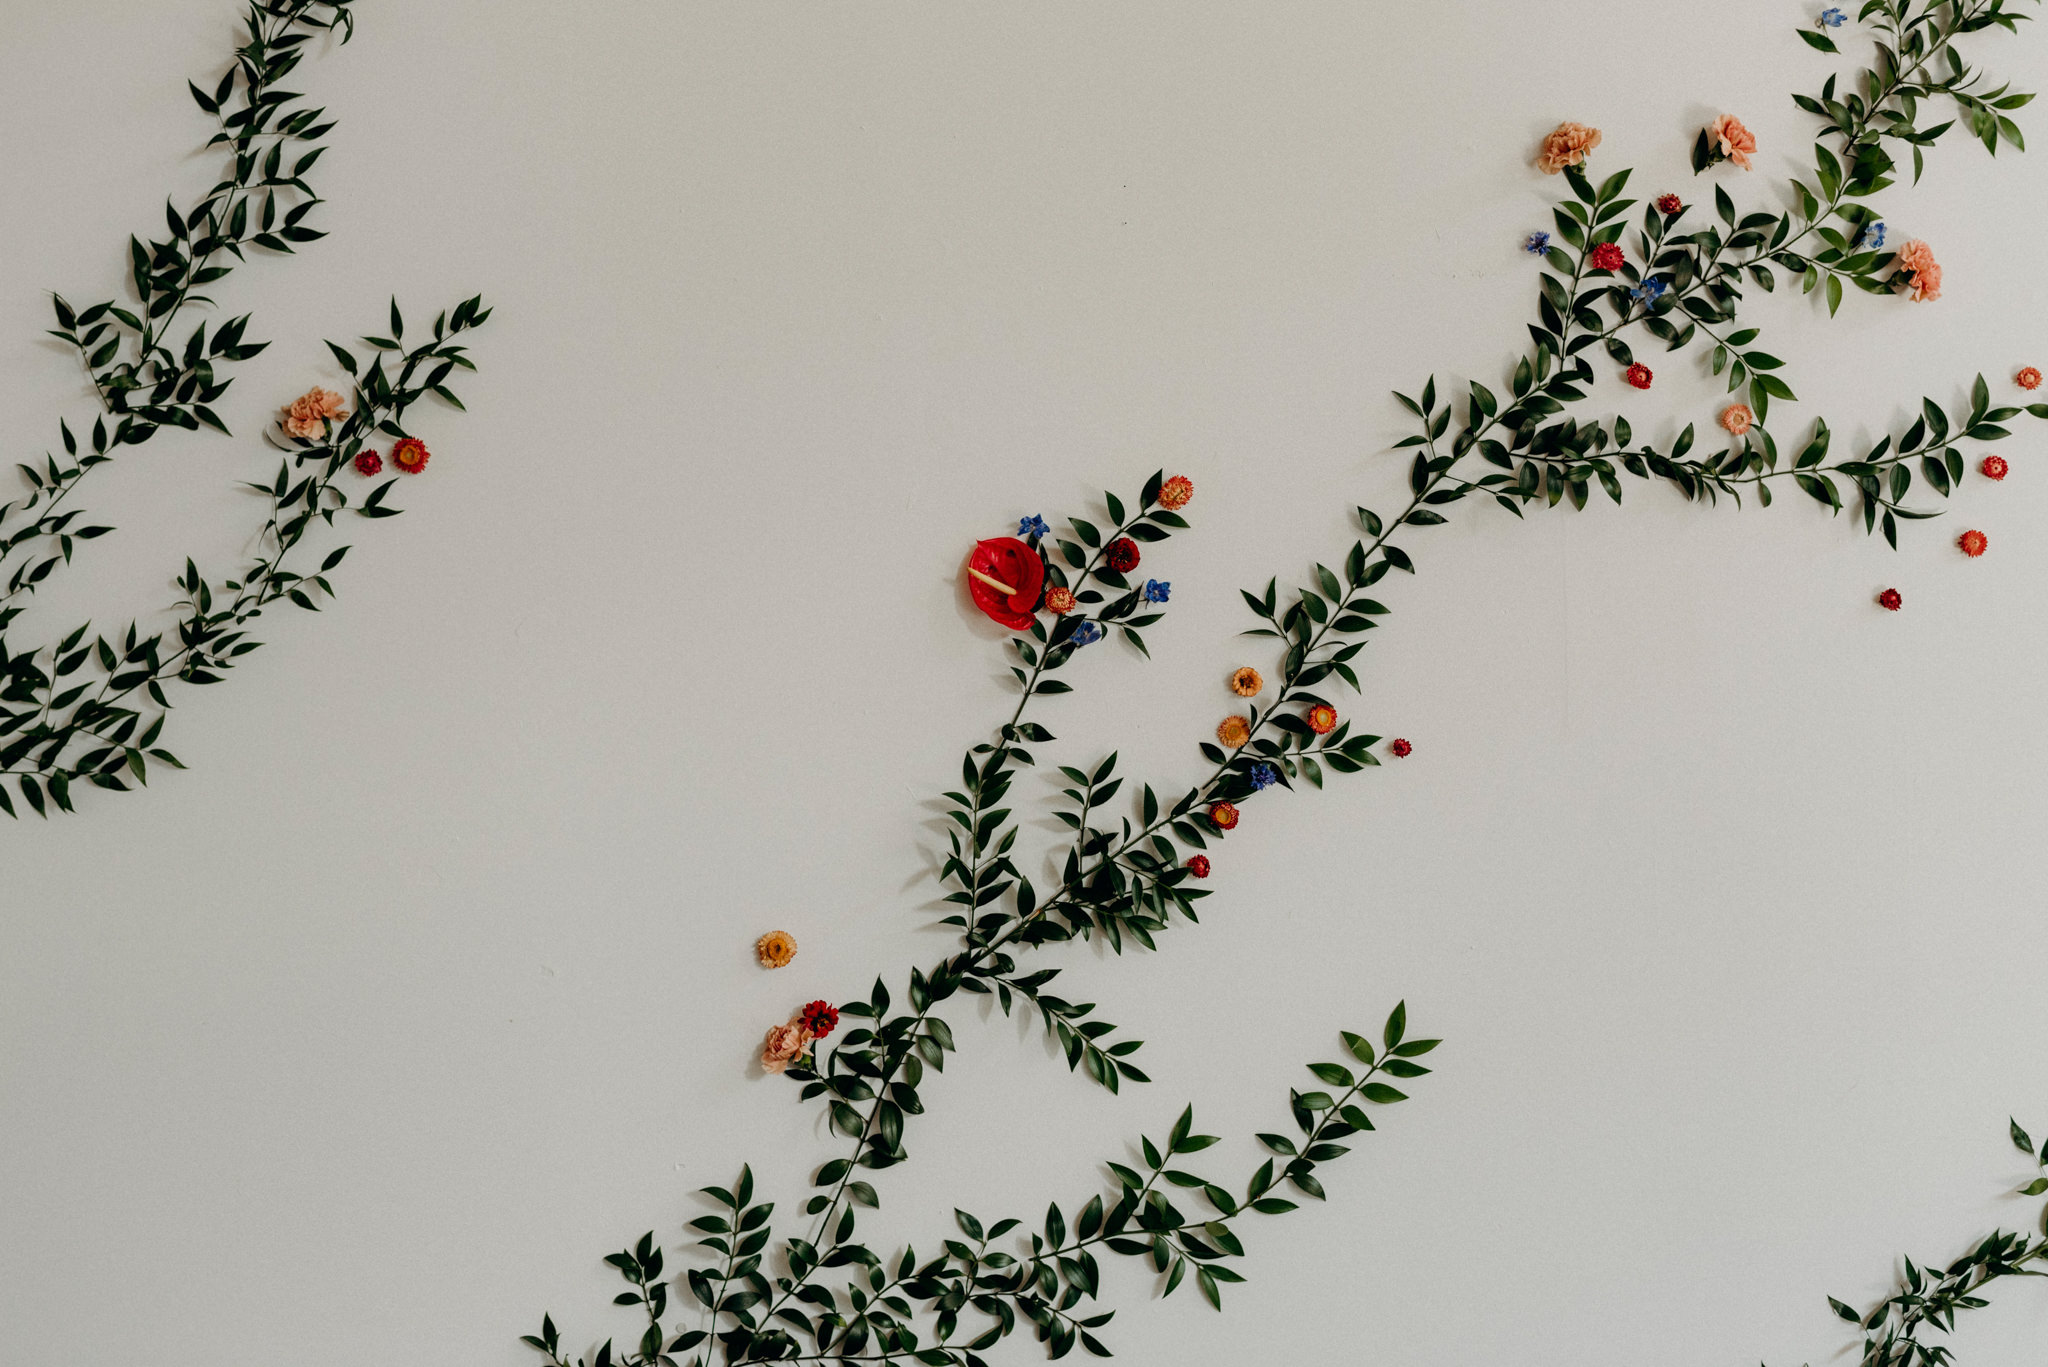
[1819,6,1846,26]
[1629,277,1668,304]
[1249,762,1279,790]
[1018,514,1049,540]
[1854,220,1886,251]
[1523,231,1551,255]
[1142,579,1171,604]
[1070,621,1103,647]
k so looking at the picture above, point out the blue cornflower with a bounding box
[1142,579,1170,604]
[1018,514,1049,540]
[1855,220,1886,251]
[1629,277,1668,304]
[1070,620,1103,647]
[1249,762,1279,790]
[1523,231,1551,255]
[1819,6,1846,26]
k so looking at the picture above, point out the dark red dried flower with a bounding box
[1877,588,1903,612]
[1186,855,1211,879]
[1208,801,1239,831]
[1389,738,1413,758]
[1625,363,1653,389]
[1656,194,1683,215]
[354,450,383,476]
[1105,538,1140,573]
[1589,242,1626,271]
[799,1000,839,1038]
[1981,455,2009,481]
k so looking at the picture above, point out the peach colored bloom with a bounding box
[1537,122,1602,175]
[755,930,797,969]
[1720,404,1754,437]
[1710,115,1757,170]
[1229,667,1264,697]
[1896,241,1942,301]
[282,387,347,440]
[761,1020,812,1073]
[1217,715,1251,748]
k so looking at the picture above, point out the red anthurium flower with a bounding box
[966,538,1047,630]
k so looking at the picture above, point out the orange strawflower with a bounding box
[1958,529,1987,557]
[2018,366,2041,391]
[1043,585,1077,614]
[391,437,431,472]
[1216,715,1251,748]
[1229,667,1263,697]
[1720,404,1754,437]
[1158,475,1194,510]
[1208,801,1239,831]
[755,931,797,969]
[1306,705,1337,735]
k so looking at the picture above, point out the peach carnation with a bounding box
[1895,241,1942,301]
[1710,115,1757,170]
[1720,404,1754,437]
[1537,122,1602,175]
[282,387,347,440]
[761,1020,812,1074]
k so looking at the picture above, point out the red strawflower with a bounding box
[1589,241,1626,271]
[1625,363,1653,390]
[1105,538,1140,573]
[354,450,383,476]
[391,437,430,473]
[799,1000,839,1038]
[1981,455,2009,481]
[1389,738,1413,758]
[1043,585,1077,614]
[1958,529,1988,557]
[1186,855,1211,879]
[2018,366,2042,391]
[1877,588,1903,612]
[1208,801,1239,831]
[1158,475,1194,510]
[1306,704,1337,735]
[1656,194,1683,215]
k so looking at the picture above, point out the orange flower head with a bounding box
[755,931,797,969]
[282,387,347,440]
[1043,585,1077,614]
[1158,475,1195,510]
[1720,404,1754,437]
[1208,801,1240,831]
[1216,715,1251,748]
[1229,666,1264,697]
[1958,529,1988,557]
[1709,114,1757,170]
[1306,704,1338,735]
[2017,366,2041,391]
[1537,122,1602,174]
[392,437,431,473]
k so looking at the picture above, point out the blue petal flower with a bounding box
[1820,6,1846,26]
[1523,231,1551,255]
[1854,220,1886,251]
[1070,621,1103,647]
[1249,762,1279,790]
[1142,579,1171,603]
[1629,277,1668,304]
[1018,514,1049,539]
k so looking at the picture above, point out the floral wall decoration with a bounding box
[0,0,490,816]
[524,4,2048,1366]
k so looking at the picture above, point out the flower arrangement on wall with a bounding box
[528,4,2048,1365]
[0,0,490,816]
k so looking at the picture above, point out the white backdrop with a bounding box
[3,3,2046,1364]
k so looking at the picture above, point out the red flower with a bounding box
[1958,529,1988,557]
[1389,738,1413,758]
[1208,801,1239,831]
[391,437,430,473]
[1043,585,1077,614]
[2018,366,2042,391]
[1186,855,1211,879]
[1158,475,1194,510]
[1625,363,1653,389]
[354,450,383,476]
[1589,242,1626,272]
[966,537,1047,631]
[799,1000,839,1039]
[1877,588,1903,612]
[1105,538,1140,573]
[1655,194,1683,215]
[1981,455,2009,481]
[1306,704,1337,735]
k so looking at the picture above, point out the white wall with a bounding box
[3,3,2045,1364]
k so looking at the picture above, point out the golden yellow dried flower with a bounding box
[1216,715,1251,748]
[1229,667,1263,697]
[755,930,797,969]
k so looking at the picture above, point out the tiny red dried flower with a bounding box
[1589,242,1626,271]
[1105,538,1140,573]
[1981,455,2009,481]
[391,437,430,473]
[799,1000,839,1038]
[354,450,383,476]
[1306,704,1337,735]
[1877,588,1903,612]
[2016,366,2041,391]
[1158,475,1194,510]
[1625,363,1653,390]
[1186,855,1211,879]
[1043,585,1077,614]
[1656,194,1683,215]
[1389,738,1413,758]
[1208,801,1239,831]
[1958,529,1988,557]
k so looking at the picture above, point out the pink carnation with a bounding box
[1895,241,1942,301]
[1709,115,1757,171]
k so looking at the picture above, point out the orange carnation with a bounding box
[1709,114,1757,170]
[282,387,347,440]
[1895,241,1942,301]
[1537,122,1602,175]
